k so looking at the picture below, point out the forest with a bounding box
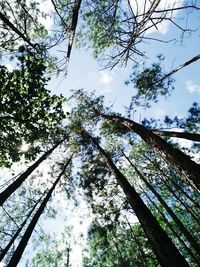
[0,0,200,266]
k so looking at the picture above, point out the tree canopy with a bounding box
[0,1,200,267]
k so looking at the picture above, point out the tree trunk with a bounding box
[0,140,64,206]
[123,154,200,256]
[152,130,200,142]
[160,174,200,224]
[143,191,200,265]
[66,0,82,68]
[125,216,148,267]
[96,111,200,192]
[144,154,200,210]
[0,193,44,261]
[6,157,72,267]
[86,131,189,267]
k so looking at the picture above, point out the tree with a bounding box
[0,46,66,167]
[95,110,200,192]
[83,130,189,267]
[6,157,72,267]
[0,1,200,266]
[0,139,65,206]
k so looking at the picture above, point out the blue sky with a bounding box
[47,3,200,125]
[1,1,200,266]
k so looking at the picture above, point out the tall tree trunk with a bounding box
[66,0,82,70]
[0,193,44,261]
[123,153,200,256]
[96,111,200,192]
[143,191,200,265]
[0,140,64,206]
[160,174,200,224]
[144,154,200,210]
[125,216,149,267]
[152,130,200,142]
[7,157,72,267]
[86,131,189,267]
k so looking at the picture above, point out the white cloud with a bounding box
[38,1,54,31]
[186,81,200,94]
[5,63,14,72]
[99,71,113,85]
[153,108,167,119]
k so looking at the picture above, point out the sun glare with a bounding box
[19,141,30,153]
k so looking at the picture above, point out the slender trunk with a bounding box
[144,154,200,210]
[66,0,82,69]
[152,130,200,142]
[125,216,148,267]
[0,140,64,206]
[0,194,44,261]
[97,111,200,192]
[7,157,72,267]
[86,132,189,267]
[160,175,200,224]
[124,154,200,256]
[0,11,37,50]
[144,191,200,265]
[156,54,200,85]
[66,247,70,267]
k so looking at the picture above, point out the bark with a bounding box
[0,194,44,261]
[152,130,200,142]
[124,154,200,256]
[144,191,200,265]
[66,0,82,68]
[0,140,64,206]
[96,111,200,192]
[86,131,189,267]
[7,157,72,267]
[144,154,200,210]
[156,54,200,85]
[0,11,37,50]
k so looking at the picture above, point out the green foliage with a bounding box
[126,56,174,108]
[0,47,66,166]
[78,0,120,58]
[0,0,47,51]
[83,220,157,267]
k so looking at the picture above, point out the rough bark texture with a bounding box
[0,140,64,206]
[88,133,189,267]
[98,112,200,192]
[7,157,71,267]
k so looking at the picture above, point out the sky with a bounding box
[40,4,200,265]
[46,1,200,125]
[1,1,200,266]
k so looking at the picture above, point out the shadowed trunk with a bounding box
[86,131,189,267]
[123,153,200,256]
[0,140,64,206]
[7,157,72,267]
[143,191,200,265]
[152,130,200,142]
[144,154,200,210]
[0,193,44,261]
[96,111,200,192]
